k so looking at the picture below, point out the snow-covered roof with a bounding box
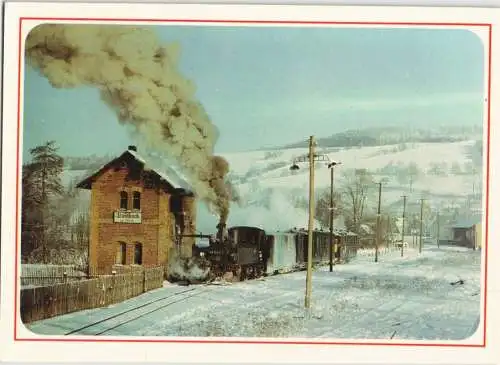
[266,230,299,236]
[76,147,194,195]
[359,224,374,235]
[284,227,356,236]
[133,150,193,192]
[452,215,482,229]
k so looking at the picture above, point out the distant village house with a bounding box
[451,215,482,250]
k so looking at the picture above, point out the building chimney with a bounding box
[128,145,137,152]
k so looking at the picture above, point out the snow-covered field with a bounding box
[224,140,480,197]
[194,140,483,231]
[27,243,482,341]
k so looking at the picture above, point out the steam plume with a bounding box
[25,24,236,223]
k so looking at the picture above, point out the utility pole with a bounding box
[329,168,334,271]
[305,136,315,309]
[387,215,392,248]
[289,136,334,309]
[375,182,382,263]
[401,195,407,257]
[436,210,440,248]
[419,198,425,254]
[328,162,341,272]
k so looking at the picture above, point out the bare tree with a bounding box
[362,212,397,247]
[342,169,374,235]
[382,214,398,245]
[315,188,342,230]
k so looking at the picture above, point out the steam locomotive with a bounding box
[192,223,359,281]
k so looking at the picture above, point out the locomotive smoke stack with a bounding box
[216,222,228,242]
[25,24,238,225]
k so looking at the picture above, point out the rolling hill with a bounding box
[60,126,485,233]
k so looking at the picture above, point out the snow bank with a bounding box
[166,253,211,283]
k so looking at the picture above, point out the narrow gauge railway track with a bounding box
[64,287,208,336]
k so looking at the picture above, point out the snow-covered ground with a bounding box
[27,243,481,341]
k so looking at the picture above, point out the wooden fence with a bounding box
[21,264,88,288]
[20,265,165,324]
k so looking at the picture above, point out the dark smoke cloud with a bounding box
[25,24,237,223]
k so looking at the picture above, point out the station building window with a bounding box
[116,242,127,265]
[132,191,141,210]
[134,243,143,265]
[120,191,128,210]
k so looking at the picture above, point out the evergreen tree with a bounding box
[21,141,64,263]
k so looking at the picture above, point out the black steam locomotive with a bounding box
[192,224,359,281]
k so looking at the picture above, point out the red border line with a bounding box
[482,23,492,348]
[11,337,486,346]
[14,17,492,348]
[14,15,23,342]
[16,17,492,27]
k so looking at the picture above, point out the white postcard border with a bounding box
[1,2,499,363]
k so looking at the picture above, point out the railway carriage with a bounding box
[313,231,331,264]
[342,232,360,263]
[294,231,308,269]
[191,224,359,282]
[292,230,334,266]
[265,232,297,275]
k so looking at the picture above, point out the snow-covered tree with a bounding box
[315,188,342,230]
[22,141,64,263]
[341,169,374,235]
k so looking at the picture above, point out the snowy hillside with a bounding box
[225,141,481,196]
[218,140,483,226]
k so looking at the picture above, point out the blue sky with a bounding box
[23,26,485,160]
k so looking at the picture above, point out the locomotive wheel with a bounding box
[255,265,263,278]
[234,266,242,282]
[247,266,254,279]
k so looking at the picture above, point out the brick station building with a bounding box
[77,146,197,274]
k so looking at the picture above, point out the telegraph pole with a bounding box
[387,215,393,248]
[289,136,335,308]
[305,136,315,309]
[401,195,407,257]
[328,162,341,272]
[329,167,334,271]
[419,198,425,254]
[375,182,382,263]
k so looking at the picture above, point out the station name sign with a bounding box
[113,210,142,224]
